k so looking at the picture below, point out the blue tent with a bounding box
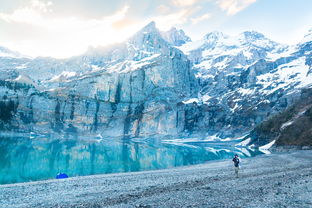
[56,173,69,179]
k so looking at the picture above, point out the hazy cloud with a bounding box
[216,0,257,15]
[154,8,198,30]
[0,0,53,25]
[171,0,200,7]
[191,13,211,24]
[157,5,171,14]
[0,1,141,57]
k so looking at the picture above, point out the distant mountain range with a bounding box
[0,21,311,146]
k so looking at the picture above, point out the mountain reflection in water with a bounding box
[0,135,262,184]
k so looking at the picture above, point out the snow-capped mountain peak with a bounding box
[180,30,279,54]
[0,46,23,58]
[239,31,266,41]
[136,21,158,35]
[302,28,312,43]
[203,31,226,42]
[128,21,164,47]
[237,31,281,51]
[161,27,191,46]
[179,29,285,70]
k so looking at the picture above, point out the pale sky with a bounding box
[0,0,311,58]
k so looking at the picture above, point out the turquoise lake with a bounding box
[0,135,263,184]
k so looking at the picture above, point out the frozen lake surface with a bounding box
[0,135,262,184]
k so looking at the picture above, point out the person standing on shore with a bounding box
[232,154,240,178]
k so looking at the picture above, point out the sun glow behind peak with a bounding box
[0,0,311,58]
[0,2,146,58]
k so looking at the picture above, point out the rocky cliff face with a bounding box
[0,23,312,139]
[0,22,197,137]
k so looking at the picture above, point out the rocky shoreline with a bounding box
[1,150,311,208]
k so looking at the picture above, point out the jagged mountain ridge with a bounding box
[161,27,192,46]
[178,28,312,138]
[0,22,312,139]
[0,46,24,58]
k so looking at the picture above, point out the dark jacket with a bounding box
[232,157,239,167]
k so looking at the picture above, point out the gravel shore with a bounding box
[1,150,312,208]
